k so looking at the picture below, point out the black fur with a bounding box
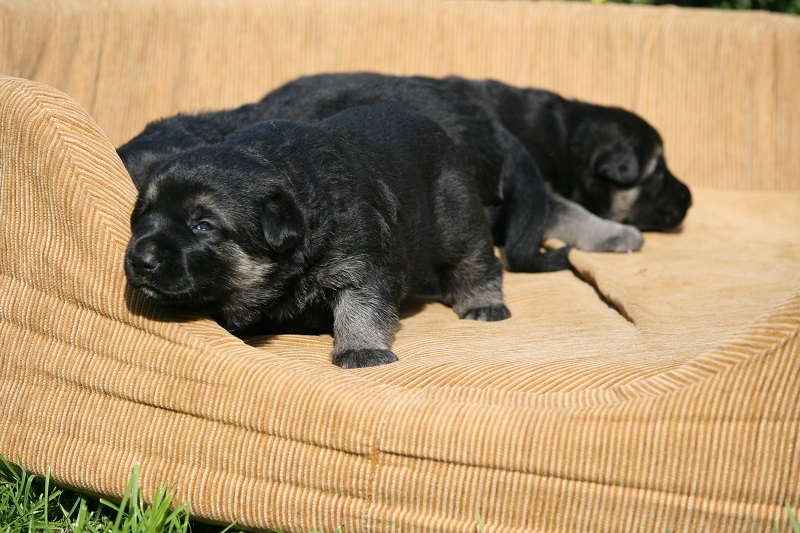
[119,73,689,268]
[119,76,574,273]
[118,103,274,190]
[124,103,510,368]
[436,76,692,231]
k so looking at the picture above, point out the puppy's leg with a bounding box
[545,190,644,252]
[435,164,511,322]
[438,247,511,322]
[330,287,400,369]
[495,129,572,272]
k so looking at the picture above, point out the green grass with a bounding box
[0,455,242,533]
[1,455,797,533]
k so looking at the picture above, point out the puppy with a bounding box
[124,103,510,368]
[120,77,574,273]
[437,76,692,232]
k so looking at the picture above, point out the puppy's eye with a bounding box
[192,221,214,232]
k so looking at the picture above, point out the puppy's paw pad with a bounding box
[333,348,398,369]
[461,304,511,322]
[598,225,644,252]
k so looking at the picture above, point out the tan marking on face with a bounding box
[642,145,663,179]
[220,242,273,290]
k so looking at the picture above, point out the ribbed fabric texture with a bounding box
[1,1,799,532]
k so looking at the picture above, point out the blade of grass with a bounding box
[43,467,51,530]
[788,501,799,533]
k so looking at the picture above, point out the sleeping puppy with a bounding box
[124,103,510,368]
[437,76,692,232]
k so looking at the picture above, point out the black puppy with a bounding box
[124,103,510,368]
[437,76,692,232]
[120,78,575,273]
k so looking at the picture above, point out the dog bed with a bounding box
[1,1,798,531]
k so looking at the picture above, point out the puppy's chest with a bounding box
[265,278,335,333]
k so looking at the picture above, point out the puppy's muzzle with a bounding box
[125,233,192,300]
[128,241,162,275]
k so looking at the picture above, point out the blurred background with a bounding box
[581,0,799,14]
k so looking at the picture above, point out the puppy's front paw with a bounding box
[461,304,511,322]
[332,348,399,369]
[599,224,644,252]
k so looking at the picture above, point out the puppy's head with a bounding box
[572,106,692,232]
[117,114,229,190]
[124,149,304,329]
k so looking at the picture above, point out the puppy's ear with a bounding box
[261,188,303,252]
[594,145,640,186]
[117,147,172,191]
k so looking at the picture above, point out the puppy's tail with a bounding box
[503,245,572,273]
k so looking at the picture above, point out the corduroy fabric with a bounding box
[1,1,799,532]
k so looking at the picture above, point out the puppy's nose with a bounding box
[130,246,161,275]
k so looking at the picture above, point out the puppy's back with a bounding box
[317,102,456,183]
